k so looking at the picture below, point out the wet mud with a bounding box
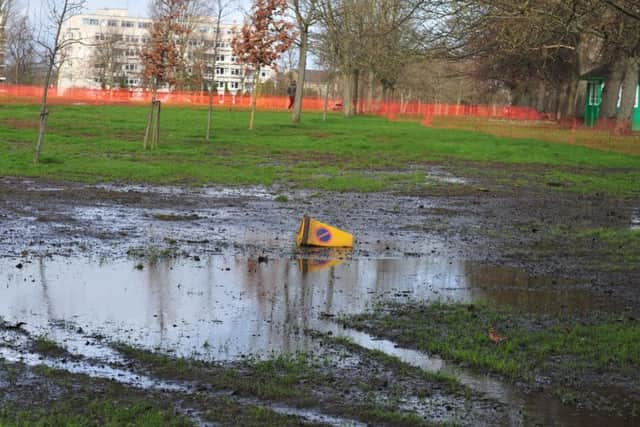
[1,175,639,425]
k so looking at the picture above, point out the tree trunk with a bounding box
[535,81,546,113]
[249,73,259,130]
[553,86,562,120]
[323,78,330,122]
[563,79,579,118]
[352,69,359,114]
[153,101,161,148]
[366,70,374,113]
[573,34,588,119]
[343,72,353,117]
[574,80,587,118]
[292,27,308,124]
[206,86,213,141]
[33,59,54,164]
[614,57,639,135]
[144,85,158,149]
[600,56,626,119]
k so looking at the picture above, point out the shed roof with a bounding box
[580,64,610,80]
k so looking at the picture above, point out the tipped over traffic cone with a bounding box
[296,215,354,248]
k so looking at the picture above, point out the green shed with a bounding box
[580,65,640,131]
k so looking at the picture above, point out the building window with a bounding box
[108,20,118,27]
[122,21,134,28]
[617,86,623,109]
[587,83,600,106]
[216,55,225,62]
[89,18,99,25]
[138,22,150,29]
[230,68,240,76]
[217,81,224,89]
[230,82,239,89]
[216,67,224,75]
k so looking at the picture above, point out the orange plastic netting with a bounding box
[0,84,545,122]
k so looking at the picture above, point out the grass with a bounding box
[315,333,462,390]
[344,302,640,379]
[113,344,320,402]
[430,115,640,157]
[576,227,640,265]
[32,336,69,358]
[112,343,465,426]
[342,302,640,413]
[1,104,640,195]
[0,362,316,427]
[0,399,194,427]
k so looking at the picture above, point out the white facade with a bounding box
[57,9,273,93]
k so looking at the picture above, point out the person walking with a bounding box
[287,80,297,109]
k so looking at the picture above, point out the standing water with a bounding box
[0,253,624,426]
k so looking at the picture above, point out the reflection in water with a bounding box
[0,254,622,427]
[0,255,604,360]
[632,209,639,229]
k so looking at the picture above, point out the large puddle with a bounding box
[0,253,623,426]
[0,254,606,360]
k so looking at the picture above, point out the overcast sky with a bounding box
[86,0,148,17]
[83,0,247,21]
[21,0,247,22]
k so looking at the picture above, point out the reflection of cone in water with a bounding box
[298,257,345,273]
[296,215,354,248]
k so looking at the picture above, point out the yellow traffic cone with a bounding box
[296,215,354,248]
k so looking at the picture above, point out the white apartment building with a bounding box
[57,9,273,93]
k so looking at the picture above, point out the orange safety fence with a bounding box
[0,84,547,122]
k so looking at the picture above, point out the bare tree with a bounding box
[6,8,36,84]
[91,28,126,89]
[204,0,232,141]
[290,0,318,124]
[0,0,14,82]
[317,0,426,117]
[33,0,86,164]
[604,0,640,21]
[173,0,207,90]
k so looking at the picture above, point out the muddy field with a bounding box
[0,172,639,426]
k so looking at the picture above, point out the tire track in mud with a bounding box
[0,325,365,427]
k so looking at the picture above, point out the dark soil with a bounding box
[0,164,639,425]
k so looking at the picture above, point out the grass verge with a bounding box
[1,104,639,195]
[342,301,640,415]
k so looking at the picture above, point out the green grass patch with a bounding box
[0,398,193,427]
[343,302,640,382]
[113,344,319,402]
[112,343,476,425]
[32,336,69,358]
[1,104,640,194]
[576,227,640,264]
